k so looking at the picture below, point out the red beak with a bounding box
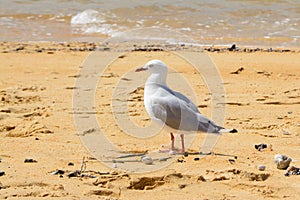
[135,67,147,72]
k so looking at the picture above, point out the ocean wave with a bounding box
[71,9,124,36]
[71,9,106,25]
[0,17,16,27]
[1,1,299,47]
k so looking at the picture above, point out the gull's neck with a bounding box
[145,72,167,86]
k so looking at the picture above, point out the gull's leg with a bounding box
[159,132,177,153]
[180,133,185,153]
[170,132,175,151]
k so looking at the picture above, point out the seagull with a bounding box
[135,60,237,153]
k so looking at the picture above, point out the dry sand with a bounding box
[0,42,300,199]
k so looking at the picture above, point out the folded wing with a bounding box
[150,86,224,133]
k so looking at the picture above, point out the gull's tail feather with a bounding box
[219,128,238,133]
[198,119,238,134]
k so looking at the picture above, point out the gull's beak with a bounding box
[135,66,147,72]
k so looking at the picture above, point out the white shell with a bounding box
[274,154,291,169]
[141,156,153,165]
[258,165,266,171]
[274,154,285,163]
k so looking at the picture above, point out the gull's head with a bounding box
[135,60,168,75]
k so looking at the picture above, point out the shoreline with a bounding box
[1,41,299,54]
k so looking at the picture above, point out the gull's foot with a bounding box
[159,145,185,155]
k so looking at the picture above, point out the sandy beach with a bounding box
[0,42,300,199]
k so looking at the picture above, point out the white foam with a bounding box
[0,17,15,27]
[83,24,115,35]
[71,9,105,25]
[177,27,191,31]
[71,9,124,36]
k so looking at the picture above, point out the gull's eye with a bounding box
[148,64,153,68]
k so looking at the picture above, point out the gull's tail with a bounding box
[196,113,238,134]
[211,123,238,134]
[200,122,238,134]
[218,128,238,133]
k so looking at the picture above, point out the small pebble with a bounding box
[159,158,168,162]
[274,154,292,169]
[110,171,118,175]
[68,162,74,166]
[228,159,235,164]
[112,163,117,168]
[141,156,153,165]
[194,157,200,161]
[228,44,237,51]
[24,158,37,163]
[285,166,300,176]
[258,165,266,171]
[230,129,238,133]
[0,171,5,176]
[178,184,186,189]
[254,143,268,151]
[183,152,189,157]
[51,169,65,175]
[282,131,291,135]
[67,171,80,178]
[197,175,206,182]
[169,150,176,155]
[177,159,184,163]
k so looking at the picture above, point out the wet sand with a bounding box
[0,42,300,199]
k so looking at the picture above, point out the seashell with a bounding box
[24,158,37,163]
[67,171,80,178]
[51,169,65,175]
[141,156,153,165]
[0,171,5,176]
[255,143,267,151]
[285,166,300,176]
[274,154,292,169]
[258,165,266,171]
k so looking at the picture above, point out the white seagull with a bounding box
[135,60,237,153]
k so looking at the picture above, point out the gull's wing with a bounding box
[150,85,223,133]
[157,84,200,113]
[151,96,199,131]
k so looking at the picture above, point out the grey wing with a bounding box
[159,84,200,113]
[151,96,201,131]
[151,96,224,133]
[170,89,224,132]
[151,85,224,133]
[173,91,199,113]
